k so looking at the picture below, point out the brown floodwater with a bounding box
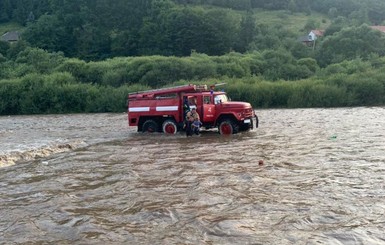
[1,108,385,244]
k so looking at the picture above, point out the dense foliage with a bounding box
[1,0,385,60]
[1,47,385,115]
[1,0,385,115]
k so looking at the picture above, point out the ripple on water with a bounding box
[1,108,385,244]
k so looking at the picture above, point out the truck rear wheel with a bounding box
[162,120,177,134]
[219,119,239,135]
[142,120,159,133]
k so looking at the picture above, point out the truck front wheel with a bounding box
[162,120,177,134]
[219,120,239,135]
[142,120,159,133]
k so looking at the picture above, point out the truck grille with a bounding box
[244,108,254,117]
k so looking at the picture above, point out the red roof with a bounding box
[370,26,385,33]
[311,30,325,36]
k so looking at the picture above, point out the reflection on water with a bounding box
[1,108,385,244]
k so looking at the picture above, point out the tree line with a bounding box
[1,0,385,60]
[1,0,385,115]
[1,45,385,115]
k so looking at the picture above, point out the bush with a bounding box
[0,79,22,115]
[287,81,351,108]
[15,48,65,74]
[345,77,384,106]
[55,58,89,83]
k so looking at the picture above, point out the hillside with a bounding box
[1,1,334,60]
[0,9,328,37]
[1,0,385,115]
[252,10,330,34]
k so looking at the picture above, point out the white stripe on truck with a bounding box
[129,107,150,112]
[129,106,179,112]
[156,106,178,111]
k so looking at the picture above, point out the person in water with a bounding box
[191,117,202,135]
[185,108,200,136]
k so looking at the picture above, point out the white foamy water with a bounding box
[0,113,129,167]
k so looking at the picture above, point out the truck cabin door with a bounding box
[183,95,198,119]
[202,95,215,123]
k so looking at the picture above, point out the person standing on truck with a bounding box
[185,108,200,136]
[183,97,190,118]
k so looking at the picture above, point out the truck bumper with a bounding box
[241,114,258,130]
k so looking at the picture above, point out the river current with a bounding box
[1,107,385,244]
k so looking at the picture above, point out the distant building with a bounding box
[1,31,21,43]
[308,30,324,41]
[297,35,312,46]
[369,26,385,34]
[298,29,324,47]
[299,27,385,47]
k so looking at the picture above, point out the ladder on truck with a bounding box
[128,84,208,100]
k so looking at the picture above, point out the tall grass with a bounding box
[1,49,385,115]
[0,72,147,115]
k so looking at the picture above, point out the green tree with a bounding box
[75,23,111,61]
[23,15,66,53]
[297,58,319,73]
[251,0,290,10]
[288,0,297,13]
[15,47,65,74]
[0,41,10,56]
[349,8,369,25]
[323,16,348,36]
[328,7,338,19]
[11,0,51,25]
[303,19,319,31]
[138,0,175,55]
[201,9,238,55]
[236,12,257,53]
[317,25,385,66]
[367,1,385,25]
[0,0,12,22]
[163,8,207,56]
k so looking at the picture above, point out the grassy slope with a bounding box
[0,22,24,35]
[187,5,331,36]
[252,9,330,35]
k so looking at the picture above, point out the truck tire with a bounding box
[219,119,239,135]
[142,120,159,133]
[162,120,177,134]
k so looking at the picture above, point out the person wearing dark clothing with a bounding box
[183,98,190,118]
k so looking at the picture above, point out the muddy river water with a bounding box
[1,107,385,244]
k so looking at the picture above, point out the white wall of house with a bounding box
[308,31,317,41]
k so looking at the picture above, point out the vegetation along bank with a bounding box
[1,0,385,115]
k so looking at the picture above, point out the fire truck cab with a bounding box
[127,84,258,135]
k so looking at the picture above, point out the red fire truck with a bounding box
[127,84,258,134]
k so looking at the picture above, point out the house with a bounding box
[1,31,21,43]
[297,35,312,46]
[369,26,385,34]
[308,30,324,41]
[298,29,325,47]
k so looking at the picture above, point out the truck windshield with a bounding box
[214,94,228,104]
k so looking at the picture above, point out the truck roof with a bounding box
[184,91,225,96]
[128,84,211,100]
